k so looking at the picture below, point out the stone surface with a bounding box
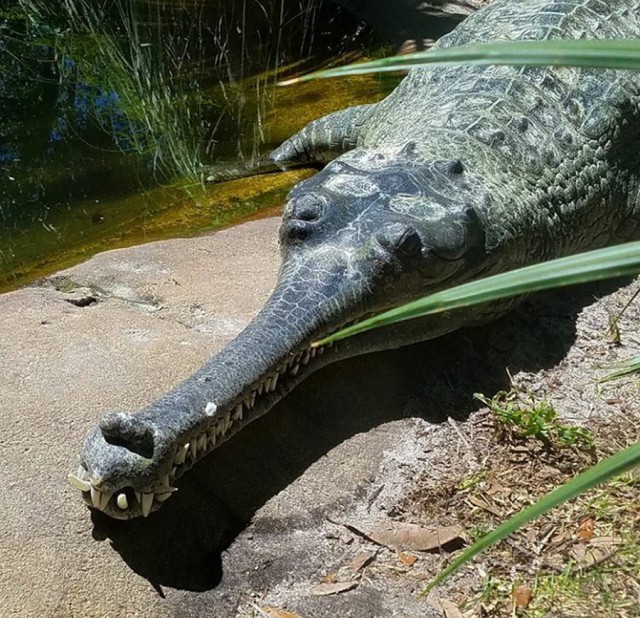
[2,217,638,617]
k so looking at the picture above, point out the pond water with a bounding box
[0,0,398,292]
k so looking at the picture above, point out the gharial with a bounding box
[70,0,640,518]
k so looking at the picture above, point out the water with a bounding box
[0,0,397,291]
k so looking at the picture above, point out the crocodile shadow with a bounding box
[91,278,628,592]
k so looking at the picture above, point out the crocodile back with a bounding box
[363,0,640,262]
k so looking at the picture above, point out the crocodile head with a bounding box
[70,143,488,519]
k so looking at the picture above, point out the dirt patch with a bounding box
[296,278,640,618]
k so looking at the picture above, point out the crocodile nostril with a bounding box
[281,220,310,241]
[99,411,155,459]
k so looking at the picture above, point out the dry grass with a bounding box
[404,389,640,617]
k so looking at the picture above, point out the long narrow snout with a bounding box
[71,241,386,519]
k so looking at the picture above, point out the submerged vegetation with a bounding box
[3,0,373,182]
[0,0,391,291]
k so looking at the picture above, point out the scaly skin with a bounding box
[72,0,640,519]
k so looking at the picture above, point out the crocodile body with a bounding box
[72,0,640,519]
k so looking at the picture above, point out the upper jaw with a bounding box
[71,327,344,519]
[70,244,399,520]
[70,425,175,519]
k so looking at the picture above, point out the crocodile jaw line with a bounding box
[68,339,336,519]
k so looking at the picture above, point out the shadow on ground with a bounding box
[91,278,628,592]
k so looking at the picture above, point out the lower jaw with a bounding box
[73,338,341,519]
[73,308,456,519]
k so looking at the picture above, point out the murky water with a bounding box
[0,0,398,292]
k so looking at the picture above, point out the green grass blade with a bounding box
[599,355,640,382]
[423,441,640,593]
[279,40,640,85]
[314,241,640,347]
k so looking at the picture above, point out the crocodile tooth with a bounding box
[220,416,229,435]
[250,391,256,407]
[154,485,177,503]
[161,474,170,487]
[141,492,154,518]
[90,486,101,509]
[302,350,310,365]
[67,473,91,492]
[244,395,252,410]
[99,491,112,510]
[174,444,188,465]
[116,493,128,510]
[134,490,142,503]
[257,382,264,395]
[291,363,300,377]
[234,403,244,421]
[171,467,177,478]
[317,346,324,355]
[189,440,198,460]
[310,347,317,358]
[208,425,217,441]
[198,434,207,451]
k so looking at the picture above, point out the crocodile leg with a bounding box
[270,103,374,165]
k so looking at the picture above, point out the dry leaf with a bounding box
[590,535,622,548]
[467,494,502,517]
[579,548,604,567]
[259,606,302,618]
[369,522,465,552]
[576,517,595,541]
[549,529,572,547]
[398,551,418,567]
[349,550,376,572]
[486,475,506,496]
[311,581,358,596]
[513,584,533,609]
[570,544,613,567]
[570,543,586,562]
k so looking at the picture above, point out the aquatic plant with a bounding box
[13,0,207,180]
